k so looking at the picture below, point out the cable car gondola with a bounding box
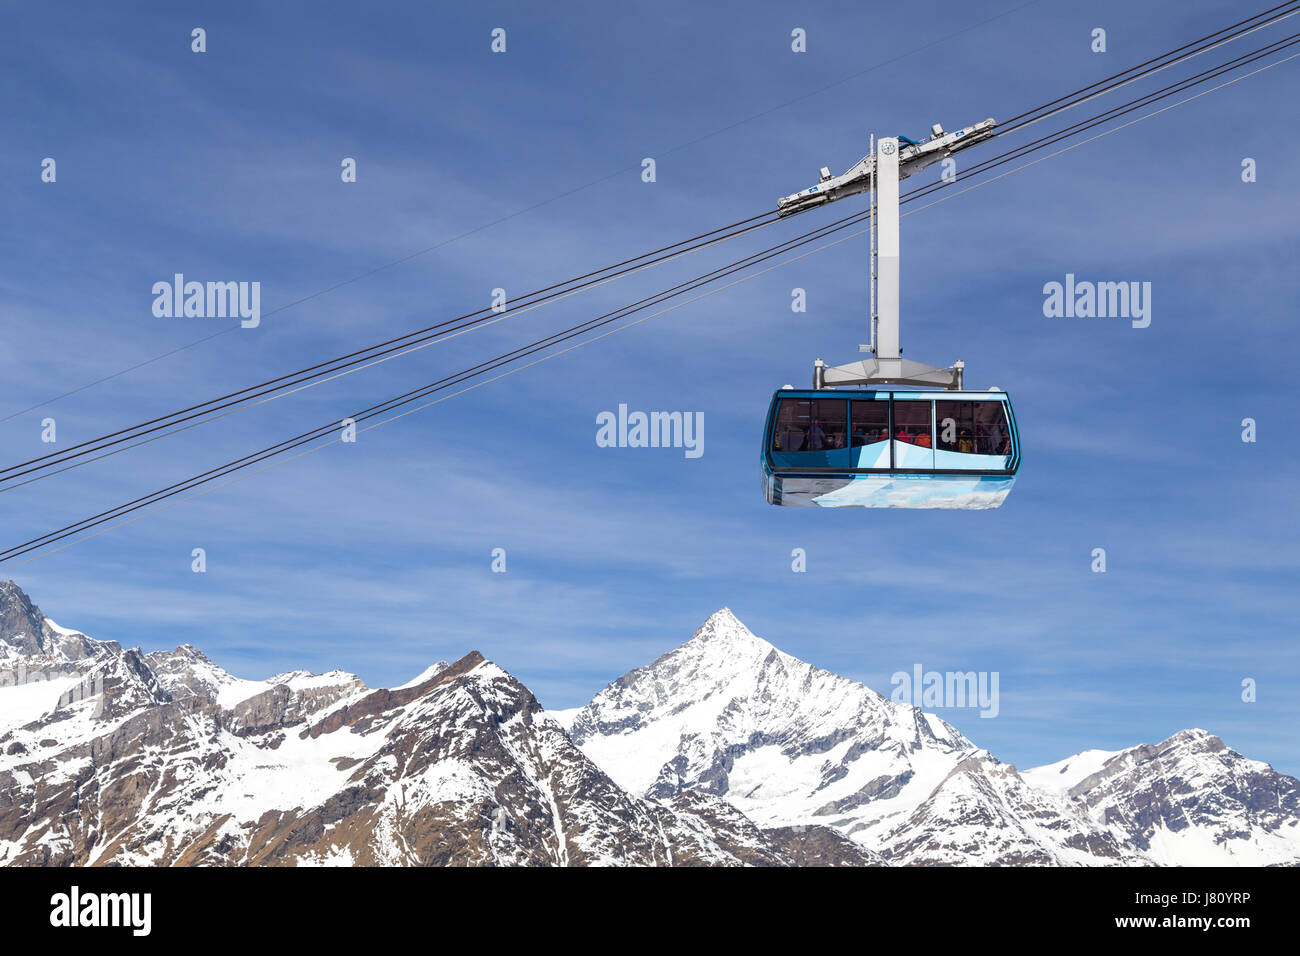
[765,120,1021,509]
[761,387,1019,508]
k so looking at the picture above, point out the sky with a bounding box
[1,0,1297,776]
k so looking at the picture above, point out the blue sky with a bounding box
[2,0,1297,775]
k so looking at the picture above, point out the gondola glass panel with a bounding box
[770,397,850,469]
[891,399,935,470]
[934,400,1014,471]
[849,395,890,468]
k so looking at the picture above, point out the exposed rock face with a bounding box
[561,609,1299,866]
[223,684,293,737]
[763,825,888,866]
[0,582,46,657]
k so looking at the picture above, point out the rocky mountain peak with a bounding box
[687,607,773,653]
[1162,728,1221,750]
[622,608,785,697]
[0,580,47,655]
[0,581,118,666]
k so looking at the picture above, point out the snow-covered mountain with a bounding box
[561,608,1300,866]
[0,582,868,867]
[3,583,1293,866]
[1024,730,1300,866]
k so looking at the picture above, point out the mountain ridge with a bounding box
[2,583,1293,866]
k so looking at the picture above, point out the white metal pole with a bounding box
[875,137,901,361]
[868,134,876,354]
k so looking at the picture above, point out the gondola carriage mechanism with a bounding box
[761,119,1021,508]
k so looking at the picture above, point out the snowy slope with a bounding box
[392,661,449,689]
[1021,748,1125,795]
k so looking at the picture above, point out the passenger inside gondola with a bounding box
[810,418,845,451]
[852,424,884,446]
[936,400,1012,458]
[851,401,889,447]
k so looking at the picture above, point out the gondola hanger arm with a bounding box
[775,117,996,218]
